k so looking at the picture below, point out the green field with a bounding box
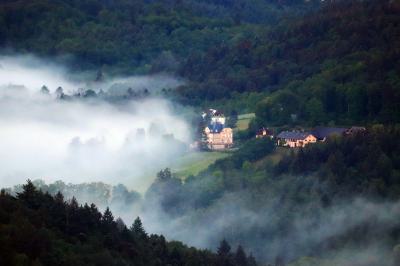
[253,147,290,169]
[172,151,230,179]
[236,113,255,131]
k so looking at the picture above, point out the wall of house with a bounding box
[211,116,226,125]
[278,135,317,148]
[303,135,317,146]
[206,128,233,150]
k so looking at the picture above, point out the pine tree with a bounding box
[115,217,126,232]
[218,239,231,256]
[235,245,248,266]
[17,179,40,209]
[54,191,64,203]
[69,197,79,209]
[275,256,285,266]
[217,239,233,266]
[95,69,103,82]
[55,86,64,98]
[247,253,257,266]
[131,216,147,239]
[102,207,114,226]
[40,85,49,94]
[157,168,172,181]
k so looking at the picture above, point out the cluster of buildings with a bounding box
[202,109,233,150]
[196,108,365,151]
[256,126,366,148]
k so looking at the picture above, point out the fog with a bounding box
[142,189,400,265]
[0,55,190,191]
[2,54,398,265]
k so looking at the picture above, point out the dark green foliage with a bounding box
[218,239,231,256]
[211,138,276,169]
[146,168,185,215]
[146,125,400,263]
[0,0,314,72]
[226,110,238,128]
[101,207,115,229]
[131,216,147,240]
[217,239,234,266]
[11,180,142,212]
[0,182,259,266]
[146,138,276,212]
[235,245,247,266]
[274,126,400,199]
[178,0,400,124]
[1,1,397,124]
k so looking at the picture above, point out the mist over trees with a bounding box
[142,126,400,265]
[0,181,259,266]
[177,0,400,125]
[0,0,400,265]
[7,180,141,213]
[2,0,398,125]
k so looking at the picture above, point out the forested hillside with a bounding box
[0,0,315,73]
[2,1,398,125]
[1,0,400,265]
[0,181,258,266]
[144,126,400,264]
[178,0,400,125]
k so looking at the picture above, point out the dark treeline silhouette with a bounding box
[0,180,257,266]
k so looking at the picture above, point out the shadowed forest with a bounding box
[0,0,400,265]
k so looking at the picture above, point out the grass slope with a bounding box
[172,151,230,179]
[236,113,255,131]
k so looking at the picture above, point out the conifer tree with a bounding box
[131,216,147,239]
[17,179,40,209]
[115,217,126,232]
[235,245,248,266]
[40,85,49,94]
[218,239,231,256]
[102,207,114,226]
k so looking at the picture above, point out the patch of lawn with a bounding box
[235,113,255,131]
[172,151,230,179]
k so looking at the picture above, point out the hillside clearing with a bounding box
[172,151,230,180]
[236,113,255,131]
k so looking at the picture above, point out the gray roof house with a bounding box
[311,127,348,141]
[276,131,313,140]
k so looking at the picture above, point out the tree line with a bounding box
[0,180,259,266]
[144,125,400,264]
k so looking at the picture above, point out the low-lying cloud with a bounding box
[3,54,398,266]
[142,189,400,265]
[0,54,190,191]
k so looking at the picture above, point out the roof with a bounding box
[311,127,347,140]
[256,127,273,135]
[208,109,224,116]
[346,126,366,133]
[208,122,224,133]
[277,131,313,140]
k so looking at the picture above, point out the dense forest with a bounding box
[178,0,400,125]
[1,0,399,125]
[0,181,258,266]
[144,126,400,264]
[6,180,142,214]
[2,126,400,265]
[1,0,400,265]
[0,0,316,72]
